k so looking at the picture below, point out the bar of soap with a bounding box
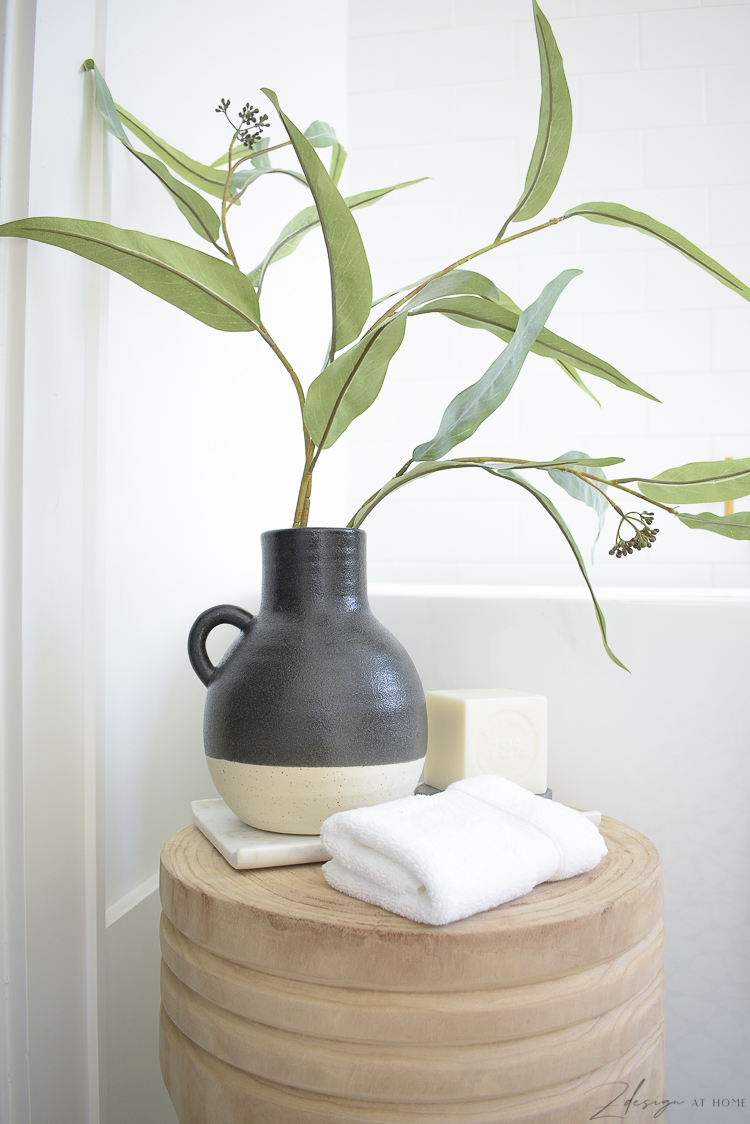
[424,688,547,795]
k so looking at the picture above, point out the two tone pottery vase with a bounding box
[188,528,428,834]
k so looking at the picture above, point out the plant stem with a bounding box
[559,469,627,518]
[257,322,305,412]
[293,444,315,527]
[367,215,567,336]
[580,473,677,514]
[229,138,293,169]
[221,134,240,267]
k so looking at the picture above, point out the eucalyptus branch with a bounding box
[578,472,678,514]
[221,133,240,267]
[556,467,627,517]
[308,331,383,474]
[367,215,567,337]
[293,448,315,527]
[229,138,292,171]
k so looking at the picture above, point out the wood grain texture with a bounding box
[160,817,665,1122]
[160,912,664,1044]
[160,1009,665,1124]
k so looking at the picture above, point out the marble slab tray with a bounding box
[192,799,331,870]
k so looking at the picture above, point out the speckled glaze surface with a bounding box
[188,528,427,832]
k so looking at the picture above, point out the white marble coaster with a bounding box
[192,799,331,870]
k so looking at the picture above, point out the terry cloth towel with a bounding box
[320,775,607,925]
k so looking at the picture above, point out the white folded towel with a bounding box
[320,776,607,925]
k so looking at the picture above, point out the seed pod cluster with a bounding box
[609,512,659,559]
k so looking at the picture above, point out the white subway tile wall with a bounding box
[345,0,750,588]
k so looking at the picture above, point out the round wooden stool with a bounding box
[159,817,664,1123]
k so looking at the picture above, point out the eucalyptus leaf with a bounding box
[263,88,372,354]
[507,1,572,227]
[547,450,609,542]
[372,275,434,308]
[329,144,347,186]
[247,204,319,287]
[400,269,504,313]
[114,104,230,199]
[556,359,601,405]
[678,510,750,539]
[0,217,260,330]
[304,120,338,147]
[411,294,657,400]
[413,269,581,462]
[128,151,221,242]
[84,60,221,243]
[248,178,425,292]
[491,469,625,669]
[83,59,129,142]
[231,166,308,192]
[565,202,750,303]
[638,457,750,505]
[304,315,407,448]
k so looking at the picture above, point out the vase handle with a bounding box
[188,604,255,686]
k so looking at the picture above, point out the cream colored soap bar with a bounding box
[424,688,547,794]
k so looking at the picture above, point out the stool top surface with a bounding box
[160,818,662,990]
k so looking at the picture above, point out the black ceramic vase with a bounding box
[188,528,428,833]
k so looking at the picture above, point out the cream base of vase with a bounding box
[206,756,427,834]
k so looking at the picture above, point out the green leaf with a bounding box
[372,274,436,308]
[638,457,750,504]
[83,59,129,142]
[304,315,407,448]
[412,269,581,461]
[304,120,338,147]
[556,360,601,406]
[411,294,657,400]
[115,104,230,199]
[128,150,221,243]
[508,1,572,226]
[209,137,309,201]
[84,60,221,243]
[547,450,609,541]
[262,88,372,355]
[247,204,319,287]
[348,458,625,669]
[231,166,308,193]
[400,269,505,312]
[329,144,347,187]
[248,178,425,292]
[565,202,750,303]
[0,217,260,331]
[678,510,750,540]
[492,469,626,669]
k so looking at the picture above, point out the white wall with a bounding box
[345,0,750,589]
